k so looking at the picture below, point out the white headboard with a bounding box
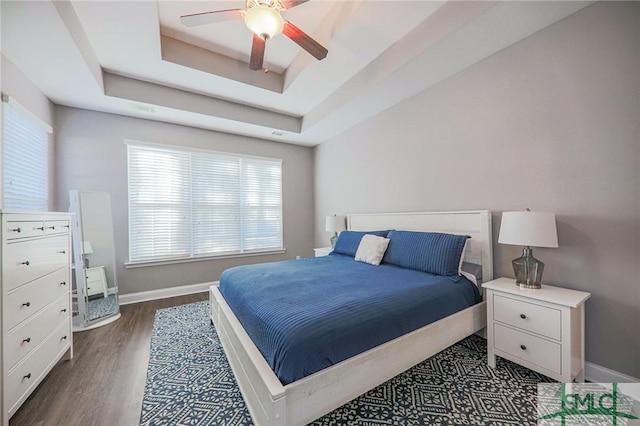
[347,210,493,284]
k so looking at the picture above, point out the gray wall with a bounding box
[314,2,640,378]
[55,107,314,295]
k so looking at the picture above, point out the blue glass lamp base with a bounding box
[512,247,544,289]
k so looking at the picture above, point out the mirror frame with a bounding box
[69,189,121,330]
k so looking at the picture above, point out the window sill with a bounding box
[124,249,287,269]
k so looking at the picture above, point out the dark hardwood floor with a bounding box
[10,292,209,426]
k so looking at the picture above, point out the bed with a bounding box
[209,210,493,425]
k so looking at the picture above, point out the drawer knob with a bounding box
[64,224,70,228]
[61,335,68,341]
[22,302,31,307]
[20,260,30,266]
[9,227,21,233]
[60,281,67,286]
[47,226,55,230]
[57,250,66,254]
[520,344,527,351]
[520,314,527,319]
[35,226,45,231]
[61,308,67,313]
[23,373,32,380]
[23,337,31,343]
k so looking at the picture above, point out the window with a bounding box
[127,141,283,264]
[2,96,51,210]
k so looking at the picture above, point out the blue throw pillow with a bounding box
[332,230,389,257]
[382,230,469,277]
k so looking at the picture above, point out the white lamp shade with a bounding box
[83,240,94,255]
[498,211,559,248]
[325,215,346,233]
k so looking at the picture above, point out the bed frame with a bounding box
[209,210,493,425]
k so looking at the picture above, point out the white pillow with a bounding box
[355,234,390,266]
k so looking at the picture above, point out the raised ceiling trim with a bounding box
[103,72,301,133]
[161,35,284,93]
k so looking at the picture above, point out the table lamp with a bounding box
[325,215,346,248]
[83,240,94,269]
[498,209,558,289]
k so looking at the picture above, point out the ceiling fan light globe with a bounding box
[244,5,284,39]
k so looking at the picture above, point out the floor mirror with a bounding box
[69,190,121,331]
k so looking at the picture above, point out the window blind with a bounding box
[127,142,283,263]
[2,97,51,211]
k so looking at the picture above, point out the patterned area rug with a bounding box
[140,301,553,426]
[88,294,119,320]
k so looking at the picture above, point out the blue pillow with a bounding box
[382,230,469,277]
[332,230,389,257]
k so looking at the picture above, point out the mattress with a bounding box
[219,253,480,385]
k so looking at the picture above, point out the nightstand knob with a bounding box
[520,344,527,351]
[520,313,526,319]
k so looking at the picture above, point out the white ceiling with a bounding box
[1,0,592,146]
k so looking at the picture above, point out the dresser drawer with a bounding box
[5,322,71,414]
[5,293,70,370]
[3,235,70,291]
[494,323,561,375]
[4,220,46,240]
[493,294,561,340]
[5,268,70,330]
[44,220,70,236]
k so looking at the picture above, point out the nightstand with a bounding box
[86,265,108,298]
[482,277,590,382]
[314,247,332,257]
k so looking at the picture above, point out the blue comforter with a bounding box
[219,254,480,385]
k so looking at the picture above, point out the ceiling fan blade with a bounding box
[281,0,310,10]
[250,34,266,71]
[180,9,243,28]
[282,21,328,61]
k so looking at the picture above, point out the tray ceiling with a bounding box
[1,1,592,146]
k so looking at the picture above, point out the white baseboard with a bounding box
[119,281,217,305]
[585,361,639,383]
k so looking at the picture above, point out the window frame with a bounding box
[125,140,285,268]
[2,95,52,211]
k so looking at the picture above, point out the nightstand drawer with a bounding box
[86,266,107,297]
[494,323,561,375]
[493,294,561,340]
[314,247,332,257]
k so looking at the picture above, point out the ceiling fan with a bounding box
[180,0,328,71]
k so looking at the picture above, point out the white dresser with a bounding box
[1,211,73,425]
[483,278,590,382]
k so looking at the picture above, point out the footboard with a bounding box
[210,286,288,425]
[209,285,487,426]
